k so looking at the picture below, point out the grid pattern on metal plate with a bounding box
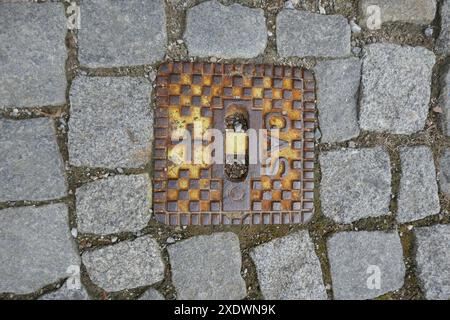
[153,62,316,226]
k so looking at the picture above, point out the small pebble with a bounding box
[318,3,326,14]
[350,20,362,33]
[71,228,78,238]
[166,237,176,244]
[315,129,322,140]
[284,0,294,9]
[117,168,124,174]
[147,71,156,82]
[352,47,362,55]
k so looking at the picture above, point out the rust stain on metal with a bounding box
[153,61,316,225]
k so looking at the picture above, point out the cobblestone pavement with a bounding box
[0,0,450,300]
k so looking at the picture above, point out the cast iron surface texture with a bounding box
[154,62,316,225]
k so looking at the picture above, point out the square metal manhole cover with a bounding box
[153,62,316,226]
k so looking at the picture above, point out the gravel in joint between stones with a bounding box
[314,58,361,143]
[397,146,440,223]
[319,147,392,224]
[415,224,450,300]
[0,204,80,294]
[68,76,153,169]
[327,231,405,300]
[440,67,450,135]
[250,230,327,300]
[0,2,67,108]
[184,0,267,59]
[76,174,152,235]
[77,0,166,68]
[167,232,247,300]
[0,118,67,202]
[82,235,164,292]
[276,9,351,58]
[360,43,435,134]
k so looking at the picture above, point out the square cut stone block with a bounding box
[0,204,80,294]
[0,118,67,202]
[320,147,391,224]
[328,231,405,300]
[360,44,435,134]
[78,0,167,67]
[68,76,153,169]
[0,3,67,108]
[167,232,246,300]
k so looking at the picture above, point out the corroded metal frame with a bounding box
[153,61,316,226]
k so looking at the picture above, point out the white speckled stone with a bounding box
[415,224,450,300]
[82,235,164,292]
[68,76,153,169]
[328,231,405,300]
[0,118,67,202]
[168,232,246,300]
[360,44,435,134]
[250,231,327,300]
[314,58,361,142]
[0,3,67,108]
[320,147,391,224]
[277,9,350,58]
[397,146,440,223]
[76,174,151,235]
[184,1,267,59]
[0,204,80,294]
[78,0,166,67]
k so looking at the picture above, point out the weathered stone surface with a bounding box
[0,118,67,202]
[314,58,361,143]
[328,231,405,300]
[436,0,450,55]
[76,174,151,235]
[168,232,246,300]
[139,288,165,300]
[250,231,327,300]
[397,146,440,223]
[439,149,450,195]
[415,224,450,300]
[0,3,67,108]
[39,281,90,300]
[360,44,435,134]
[320,147,391,224]
[359,0,436,27]
[78,0,166,67]
[184,1,267,59]
[82,235,164,292]
[68,76,153,169]
[0,204,80,294]
[440,67,450,135]
[277,10,350,58]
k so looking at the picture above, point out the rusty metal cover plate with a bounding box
[153,62,316,226]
